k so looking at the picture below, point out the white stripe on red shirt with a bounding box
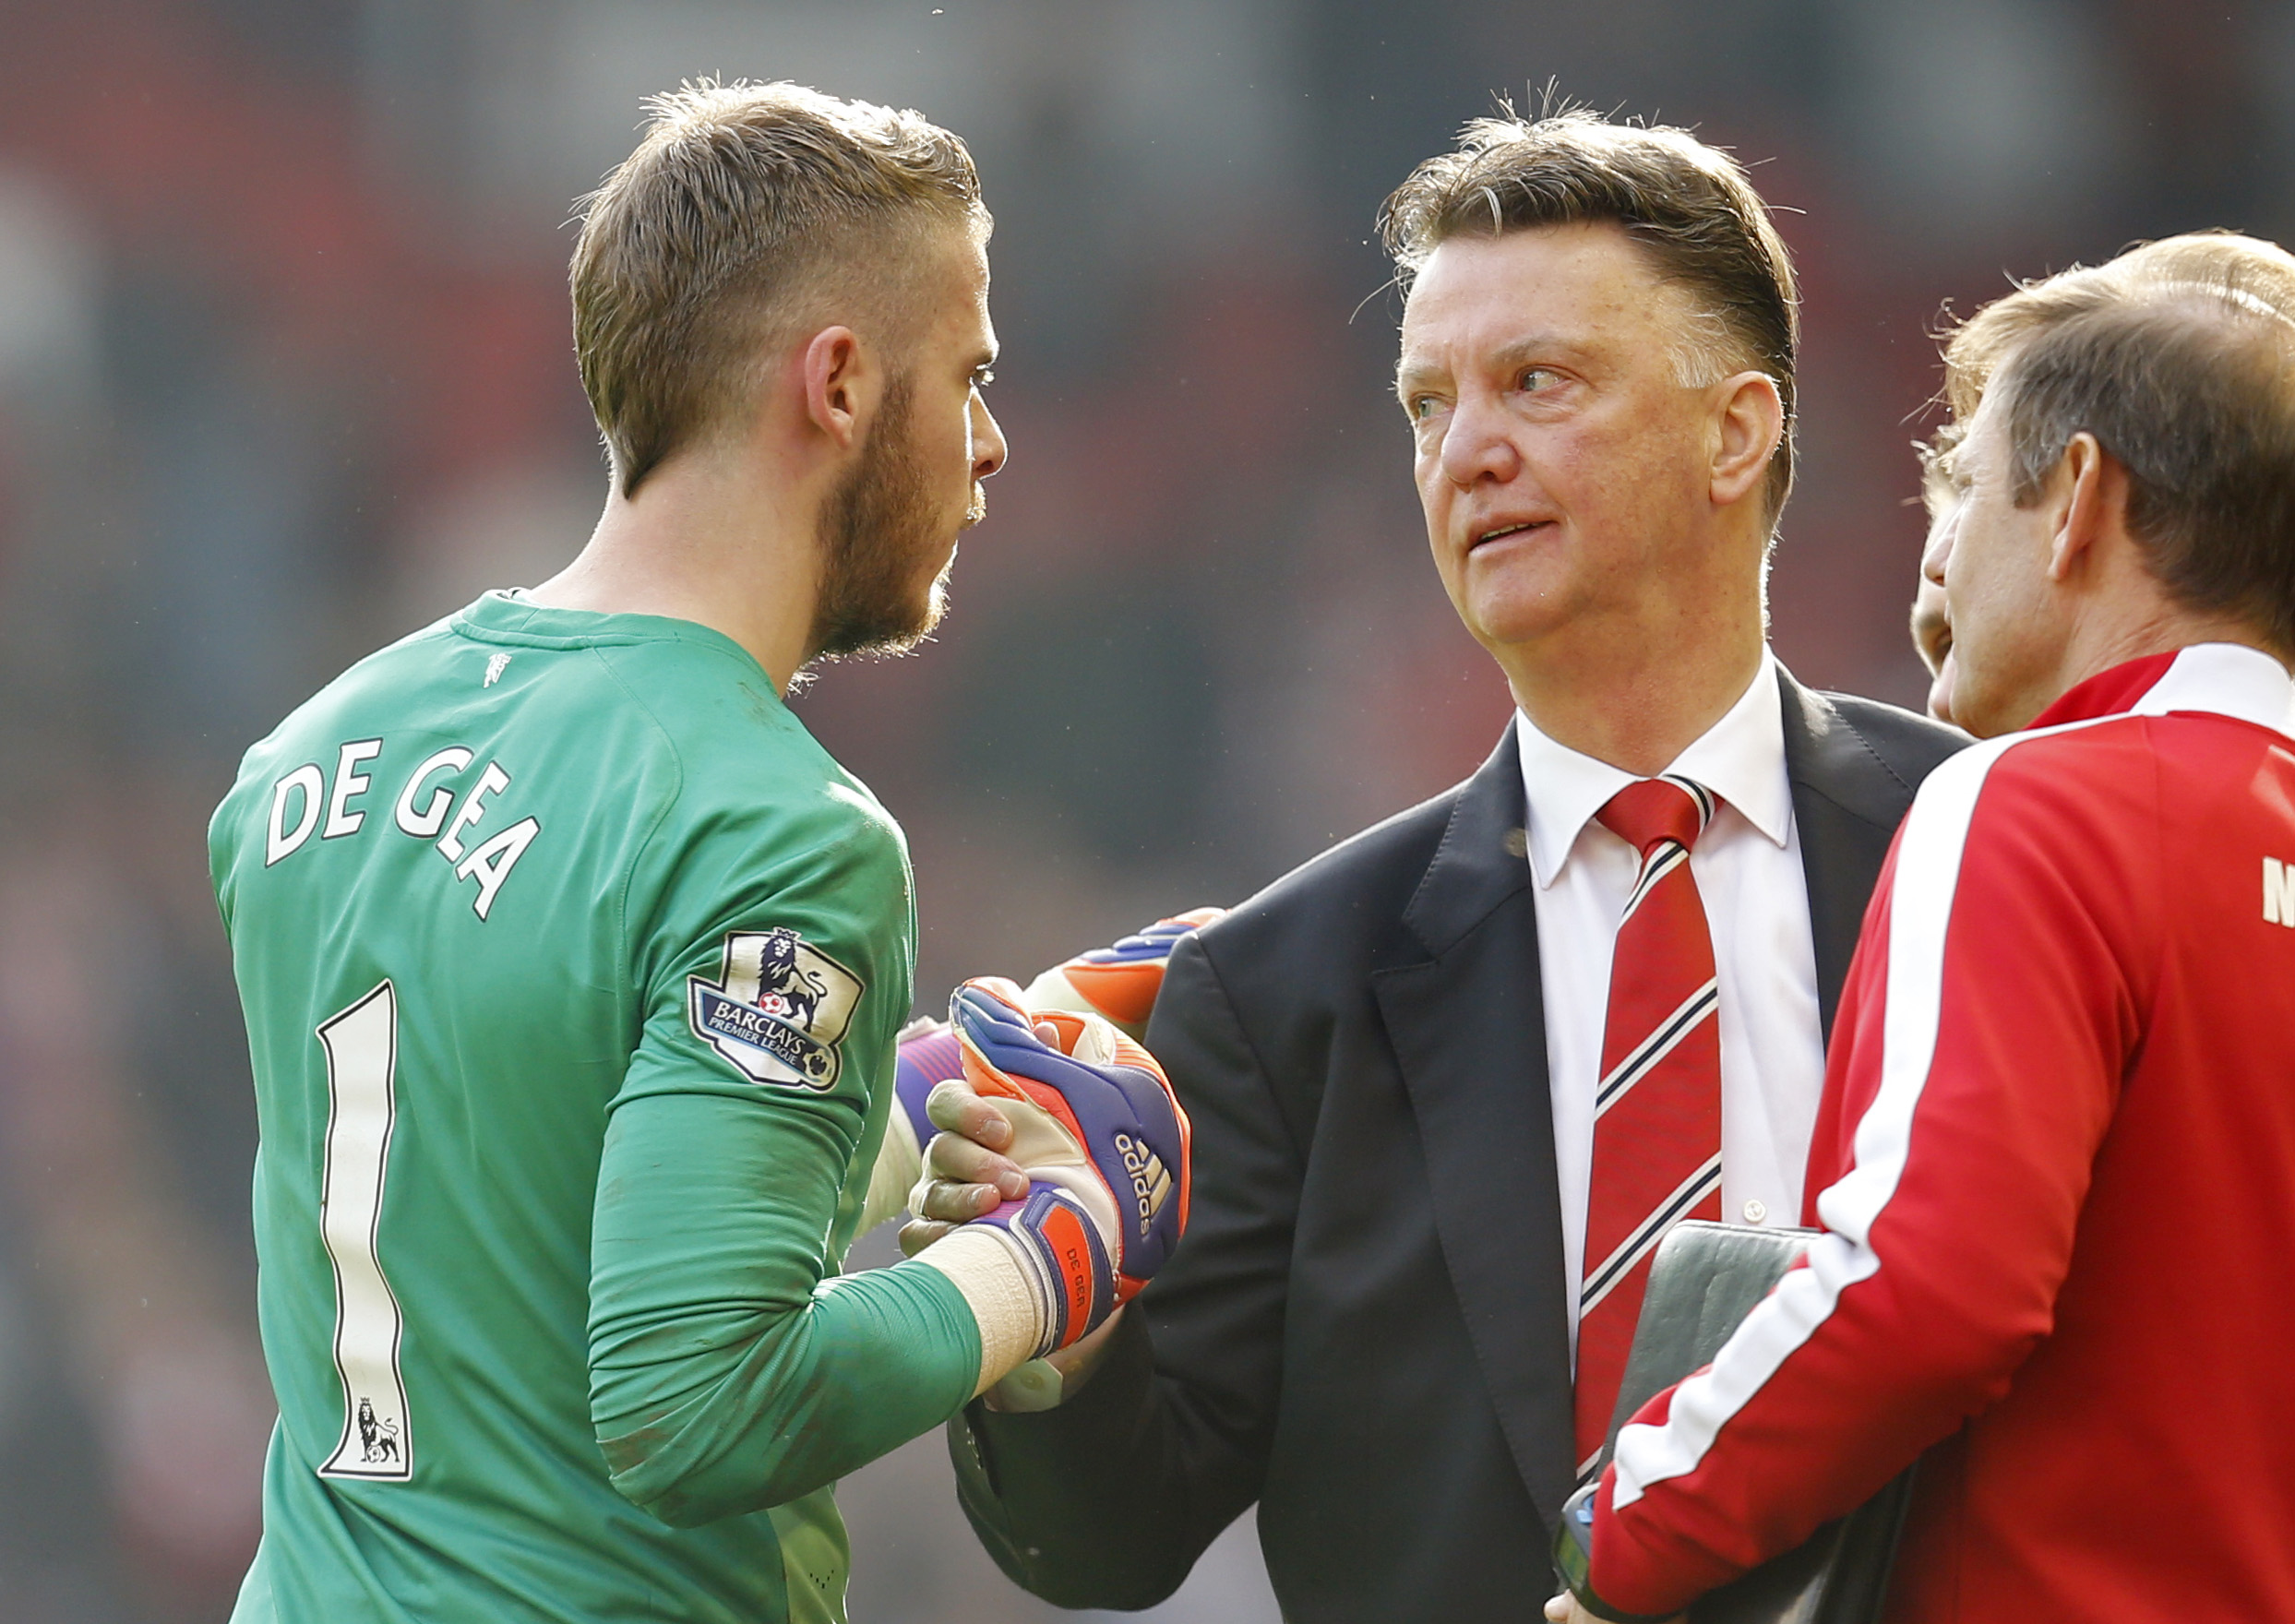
[1587,642,2295,1623]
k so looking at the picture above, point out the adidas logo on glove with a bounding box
[1115,1131,1172,1236]
[946,977,1194,1355]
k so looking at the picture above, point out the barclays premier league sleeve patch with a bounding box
[688,927,865,1091]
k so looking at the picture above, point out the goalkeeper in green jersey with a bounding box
[208,82,1190,1624]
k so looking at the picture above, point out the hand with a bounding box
[941,977,1191,1351]
[898,1075,1029,1250]
[897,1038,1135,1403]
[893,1021,1028,1253]
[1549,1484,1688,1624]
[979,1307,1130,1413]
[892,1009,1165,1231]
[1543,1592,1685,1624]
[897,907,1221,1247]
[1022,907,1225,1039]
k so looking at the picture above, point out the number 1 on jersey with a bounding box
[316,981,414,1480]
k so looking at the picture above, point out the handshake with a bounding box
[884,913,1220,1386]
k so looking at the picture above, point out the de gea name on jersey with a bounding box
[262,738,541,920]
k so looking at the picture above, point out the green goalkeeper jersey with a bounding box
[210,591,983,1624]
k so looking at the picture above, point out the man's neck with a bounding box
[1501,600,1769,776]
[2002,587,2279,734]
[530,448,822,692]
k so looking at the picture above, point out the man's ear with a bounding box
[801,326,877,450]
[1710,371,1786,509]
[2047,432,2112,583]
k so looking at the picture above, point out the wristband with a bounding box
[1552,1484,1679,1624]
[974,1181,1116,1357]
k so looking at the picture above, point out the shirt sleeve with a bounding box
[1585,730,2158,1618]
[586,794,983,1529]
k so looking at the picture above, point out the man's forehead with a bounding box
[1952,393,2010,470]
[1396,327,1598,380]
[939,227,991,300]
[921,232,995,338]
[1405,222,1658,304]
[1397,227,1668,363]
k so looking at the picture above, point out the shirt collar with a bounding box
[1513,652,1793,890]
[2030,642,2295,737]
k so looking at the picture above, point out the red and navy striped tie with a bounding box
[1573,774,1723,1479]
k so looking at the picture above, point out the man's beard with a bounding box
[806,377,978,663]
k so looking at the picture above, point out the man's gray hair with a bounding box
[1380,108,1800,526]
[1941,232,2295,654]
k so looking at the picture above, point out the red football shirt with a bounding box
[1585,643,2295,1623]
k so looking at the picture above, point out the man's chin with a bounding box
[903,582,950,646]
[810,585,946,664]
[1457,587,1586,654]
[1927,653,1957,727]
[907,553,956,636]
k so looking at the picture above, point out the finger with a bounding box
[926,1077,1013,1150]
[923,1129,1028,1197]
[955,989,1125,1108]
[1034,1019,1061,1045]
[916,1176,1010,1224]
[898,1218,954,1257]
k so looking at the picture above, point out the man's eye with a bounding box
[1409,395,1443,421]
[1517,367,1556,392]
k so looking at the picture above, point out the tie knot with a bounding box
[1596,776,1715,856]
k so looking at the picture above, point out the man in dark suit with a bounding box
[912,110,1963,1620]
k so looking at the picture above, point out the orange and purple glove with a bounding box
[879,908,1224,1220]
[947,977,1191,1352]
[1022,907,1226,1040]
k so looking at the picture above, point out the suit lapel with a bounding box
[1777,670,1924,1040]
[1370,729,1577,1527]
[1368,684,1925,1524]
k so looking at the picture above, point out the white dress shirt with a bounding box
[1515,653,1827,1363]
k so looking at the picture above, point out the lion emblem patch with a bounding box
[688,927,864,1091]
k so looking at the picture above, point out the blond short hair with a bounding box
[571,80,986,496]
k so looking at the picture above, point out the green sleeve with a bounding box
[589,1092,981,1526]
[586,794,981,1528]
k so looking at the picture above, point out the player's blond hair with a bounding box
[571,80,987,496]
[1940,232,2295,652]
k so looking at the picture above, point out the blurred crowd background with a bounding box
[0,1,2287,1618]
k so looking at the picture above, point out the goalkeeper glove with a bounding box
[868,909,1223,1232]
[893,1017,962,1152]
[950,976,1191,1354]
[1022,907,1225,1039]
[867,913,1221,1229]
[855,1019,967,1236]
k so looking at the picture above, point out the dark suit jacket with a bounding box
[950,672,1965,1622]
